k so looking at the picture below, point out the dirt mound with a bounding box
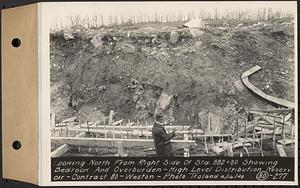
[50,18,294,133]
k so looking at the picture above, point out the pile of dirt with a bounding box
[50,18,294,133]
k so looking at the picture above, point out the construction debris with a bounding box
[51,102,294,157]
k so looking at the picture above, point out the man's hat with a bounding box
[155,113,164,121]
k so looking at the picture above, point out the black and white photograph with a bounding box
[0,1,297,186]
[49,2,296,159]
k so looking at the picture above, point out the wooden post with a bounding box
[208,114,213,144]
[96,121,99,138]
[236,117,239,142]
[252,126,255,148]
[87,121,90,133]
[184,134,189,141]
[138,119,142,138]
[108,110,114,126]
[50,113,56,127]
[273,116,276,150]
[113,121,115,139]
[260,126,263,154]
[227,144,233,157]
[207,112,211,134]
[244,116,247,144]
[184,148,190,157]
[117,141,124,157]
[220,117,223,143]
[146,121,148,139]
[66,127,68,137]
[291,119,294,148]
[282,114,285,142]
[204,136,208,153]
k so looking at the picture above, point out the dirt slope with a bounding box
[50,18,294,133]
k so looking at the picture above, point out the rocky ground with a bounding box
[50,18,295,134]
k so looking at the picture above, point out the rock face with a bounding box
[169,31,180,44]
[63,31,74,40]
[50,18,295,127]
[189,28,204,38]
[119,44,135,54]
[234,79,245,92]
[194,41,203,49]
[154,93,175,123]
[155,93,173,113]
[91,34,103,49]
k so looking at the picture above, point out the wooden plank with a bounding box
[51,137,196,151]
[194,134,233,137]
[51,127,204,136]
[125,122,135,126]
[51,132,87,158]
[77,124,200,131]
[249,108,293,113]
[283,113,292,123]
[242,77,294,108]
[277,139,294,146]
[276,144,287,157]
[111,119,124,126]
[61,116,77,124]
[237,137,260,143]
[238,122,257,136]
[51,144,70,158]
[241,65,262,79]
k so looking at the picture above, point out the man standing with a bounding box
[152,113,176,157]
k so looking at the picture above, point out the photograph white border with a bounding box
[39,1,298,186]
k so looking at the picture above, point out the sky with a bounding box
[41,1,297,28]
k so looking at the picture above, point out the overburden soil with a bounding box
[50,18,294,133]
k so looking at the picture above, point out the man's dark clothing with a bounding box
[152,121,175,157]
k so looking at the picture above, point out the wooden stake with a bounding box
[87,121,89,133]
[252,126,255,148]
[108,110,114,126]
[236,117,239,142]
[113,121,115,139]
[244,116,247,144]
[204,136,208,153]
[117,141,124,157]
[66,127,68,137]
[209,114,213,144]
[260,126,263,154]
[51,113,56,127]
[184,148,190,157]
[227,144,233,157]
[273,116,276,150]
[282,114,285,142]
[184,134,189,141]
[220,117,223,142]
[146,121,148,139]
[96,121,98,138]
[291,118,294,148]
